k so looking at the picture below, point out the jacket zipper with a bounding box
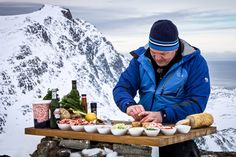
[160,71,175,96]
[150,71,176,110]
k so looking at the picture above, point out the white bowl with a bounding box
[176,125,191,134]
[96,125,111,134]
[111,128,128,136]
[58,123,71,130]
[84,125,97,133]
[161,126,176,135]
[71,125,84,131]
[144,127,160,137]
[128,127,144,136]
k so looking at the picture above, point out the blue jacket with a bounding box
[113,39,210,123]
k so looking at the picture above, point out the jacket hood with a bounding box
[180,39,196,56]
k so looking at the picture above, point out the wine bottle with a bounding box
[49,88,59,129]
[71,80,79,96]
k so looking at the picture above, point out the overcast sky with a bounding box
[1,0,236,59]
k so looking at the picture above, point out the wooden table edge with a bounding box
[25,126,217,147]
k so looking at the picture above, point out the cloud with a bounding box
[0,2,43,15]
[68,5,236,35]
[1,1,235,55]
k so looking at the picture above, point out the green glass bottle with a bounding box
[71,80,79,96]
[49,88,59,129]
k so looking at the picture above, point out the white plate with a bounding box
[58,123,71,130]
[161,127,176,135]
[71,125,84,131]
[84,125,97,133]
[111,128,128,136]
[96,125,111,134]
[144,127,160,137]
[128,127,144,136]
[176,125,191,134]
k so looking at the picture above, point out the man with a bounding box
[113,20,210,157]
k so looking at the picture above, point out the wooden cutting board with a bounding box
[25,126,216,147]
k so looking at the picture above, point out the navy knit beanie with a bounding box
[149,20,179,51]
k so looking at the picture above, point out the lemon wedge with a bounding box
[85,113,97,121]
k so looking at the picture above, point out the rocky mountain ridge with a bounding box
[0,4,128,134]
[0,4,236,156]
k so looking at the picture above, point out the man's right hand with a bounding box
[126,104,145,121]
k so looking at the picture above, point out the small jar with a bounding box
[90,102,97,114]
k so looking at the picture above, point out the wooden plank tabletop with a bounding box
[25,126,216,147]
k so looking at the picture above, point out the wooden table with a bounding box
[25,126,216,147]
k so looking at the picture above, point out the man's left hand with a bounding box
[138,111,163,123]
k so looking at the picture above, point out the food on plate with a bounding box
[69,118,86,131]
[69,118,94,125]
[132,121,141,127]
[146,128,158,130]
[111,123,128,136]
[128,127,144,136]
[142,122,163,129]
[161,126,176,135]
[58,118,71,124]
[57,119,71,130]
[144,127,160,137]
[112,123,128,129]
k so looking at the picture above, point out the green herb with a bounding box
[60,82,85,114]
[112,123,128,129]
[146,128,157,131]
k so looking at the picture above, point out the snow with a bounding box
[206,87,236,130]
[0,4,236,157]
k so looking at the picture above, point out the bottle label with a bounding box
[52,91,57,99]
[54,108,60,119]
[49,110,51,119]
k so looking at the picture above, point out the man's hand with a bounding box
[126,104,145,121]
[138,111,163,123]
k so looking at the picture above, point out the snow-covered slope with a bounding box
[0,4,130,130]
[197,87,236,151]
[0,4,129,156]
[0,4,236,156]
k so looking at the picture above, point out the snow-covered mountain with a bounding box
[0,4,236,156]
[0,4,130,131]
[198,87,236,151]
[0,4,130,156]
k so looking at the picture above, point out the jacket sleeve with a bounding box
[113,58,140,112]
[163,54,211,124]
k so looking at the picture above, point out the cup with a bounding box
[32,100,51,128]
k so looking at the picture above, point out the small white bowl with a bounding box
[128,127,144,136]
[84,125,97,133]
[71,125,84,131]
[96,125,111,134]
[161,126,176,136]
[111,128,128,136]
[58,123,71,130]
[176,125,191,134]
[144,127,160,137]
